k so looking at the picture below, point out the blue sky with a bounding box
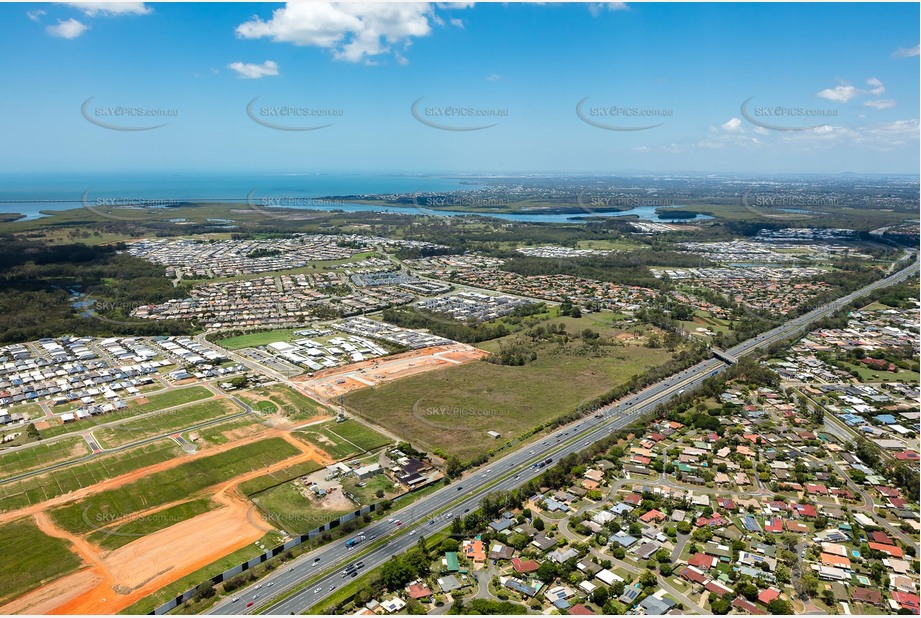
[2,2,918,175]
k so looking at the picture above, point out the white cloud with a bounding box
[486,73,501,82]
[236,3,453,64]
[227,60,280,79]
[816,84,859,103]
[47,18,89,38]
[27,9,46,21]
[892,44,920,58]
[864,99,896,110]
[721,117,742,132]
[62,2,152,16]
[866,77,885,95]
[589,2,628,16]
[449,17,464,28]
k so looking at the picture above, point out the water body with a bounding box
[0,173,712,223]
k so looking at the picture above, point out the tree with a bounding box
[775,564,791,584]
[639,570,657,589]
[537,561,559,583]
[446,456,463,478]
[533,517,545,532]
[193,582,215,601]
[710,598,731,615]
[736,582,759,601]
[767,599,793,615]
[821,589,836,607]
[441,538,460,553]
[381,557,413,589]
[676,520,692,534]
[591,586,610,606]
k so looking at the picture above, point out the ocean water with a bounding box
[0,173,711,223]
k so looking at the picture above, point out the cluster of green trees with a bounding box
[501,249,710,289]
[0,237,193,343]
[381,308,512,343]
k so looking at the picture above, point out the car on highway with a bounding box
[267,582,274,587]
[313,557,320,564]
[463,508,470,513]
[329,585,336,591]
[409,530,416,536]
[252,594,260,600]
[314,588,321,594]
[231,597,239,603]
[387,518,395,523]
[395,520,402,525]
[429,519,435,525]
[457,486,462,491]
[246,601,254,608]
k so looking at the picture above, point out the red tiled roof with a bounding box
[893,591,920,613]
[408,583,433,599]
[851,587,882,605]
[733,597,766,615]
[680,566,707,584]
[568,604,595,615]
[868,542,904,558]
[512,558,540,573]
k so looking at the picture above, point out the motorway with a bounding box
[206,257,918,617]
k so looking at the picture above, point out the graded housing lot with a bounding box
[0,431,333,615]
[294,343,487,400]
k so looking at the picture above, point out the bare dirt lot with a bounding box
[294,343,487,400]
[0,431,331,615]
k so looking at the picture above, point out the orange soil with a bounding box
[0,432,332,616]
[296,344,487,399]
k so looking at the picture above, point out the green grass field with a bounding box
[238,384,331,421]
[239,460,324,497]
[841,360,920,383]
[0,518,84,605]
[49,438,300,535]
[0,439,183,513]
[326,420,391,452]
[86,499,215,551]
[250,481,352,536]
[93,398,239,448]
[345,321,670,462]
[215,329,302,350]
[294,425,362,460]
[291,419,389,460]
[340,473,400,505]
[0,436,91,481]
[183,416,267,447]
[40,386,214,439]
